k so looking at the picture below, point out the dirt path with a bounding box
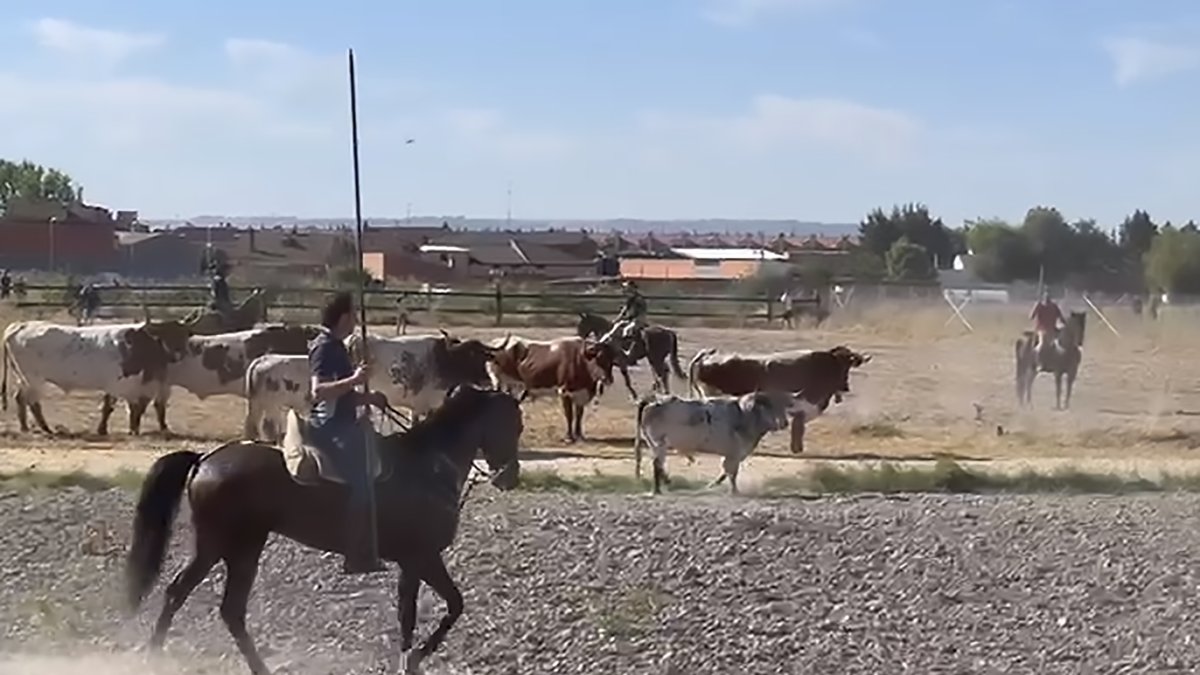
[6,443,1200,488]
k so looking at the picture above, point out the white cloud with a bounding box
[29,18,164,67]
[1102,37,1200,86]
[224,37,344,100]
[701,0,854,26]
[642,94,920,166]
[444,107,576,162]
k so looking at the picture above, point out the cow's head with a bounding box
[139,320,193,362]
[120,325,175,382]
[433,331,506,388]
[582,339,617,386]
[816,345,870,405]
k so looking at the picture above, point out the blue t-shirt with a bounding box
[309,328,356,428]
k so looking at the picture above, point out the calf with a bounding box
[140,322,319,431]
[243,353,310,442]
[488,336,616,442]
[346,330,502,417]
[1,321,174,435]
[687,345,870,453]
[635,391,805,494]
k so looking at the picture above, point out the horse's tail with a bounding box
[667,332,686,381]
[687,347,715,398]
[125,450,202,613]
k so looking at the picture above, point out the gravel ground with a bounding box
[3,488,1200,674]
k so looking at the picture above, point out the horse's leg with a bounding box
[619,363,637,402]
[1054,372,1063,410]
[97,394,115,436]
[220,537,272,675]
[1065,366,1077,410]
[397,565,421,672]
[410,556,464,664]
[150,545,219,649]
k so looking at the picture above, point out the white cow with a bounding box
[633,391,815,495]
[1,320,172,435]
[345,331,502,417]
[243,353,310,442]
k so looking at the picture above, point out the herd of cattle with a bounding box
[0,318,870,493]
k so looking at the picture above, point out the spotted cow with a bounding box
[1,321,175,435]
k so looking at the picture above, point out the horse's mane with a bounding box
[380,386,493,455]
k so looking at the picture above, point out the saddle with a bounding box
[281,411,386,486]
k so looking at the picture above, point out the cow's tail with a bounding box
[667,332,686,382]
[125,450,202,613]
[634,396,651,480]
[687,348,715,398]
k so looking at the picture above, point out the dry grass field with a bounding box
[3,299,1200,488]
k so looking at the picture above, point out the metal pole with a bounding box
[347,48,379,560]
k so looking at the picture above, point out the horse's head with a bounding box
[442,385,522,490]
[1064,311,1086,348]
[575,311,606,339]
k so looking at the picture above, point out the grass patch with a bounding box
[518,468,702,493]
[0,468,143,493]
[521,460,1200,497]
[849,420,905,439]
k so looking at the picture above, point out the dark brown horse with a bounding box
[125,386,523,675]
[576,311,685,400]
[1015,310,1086,410]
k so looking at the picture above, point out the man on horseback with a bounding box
[208,259,233,320]
[308,292,388,575]
[613,279,648,351]
[1031,290,1065,367]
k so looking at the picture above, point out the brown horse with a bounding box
[181,289,271,335]
[125,385,523,675]
[1015,310,1086,410]
[576,311,685,399]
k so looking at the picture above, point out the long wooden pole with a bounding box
[347,48,379,560]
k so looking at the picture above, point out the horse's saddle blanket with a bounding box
[283,418,385,486]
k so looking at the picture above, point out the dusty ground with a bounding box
[5,488,1200,674]
[3,300,1200,485]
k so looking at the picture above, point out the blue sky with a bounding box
[1,0,1198,226]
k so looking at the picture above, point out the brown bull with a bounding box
[488,336,617,442]
[687,345,870,452]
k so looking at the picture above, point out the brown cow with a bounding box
[488,336,617,442]
[687,345,870,453]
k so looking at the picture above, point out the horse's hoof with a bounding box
[400,649,425,675]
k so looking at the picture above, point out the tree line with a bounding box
[853,203,1199,294]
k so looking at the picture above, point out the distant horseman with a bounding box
[209,259,233,319]
[1030,290,1065,369]
[610,279,648,355]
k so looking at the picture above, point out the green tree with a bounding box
[1119,209,1158,258]
[1145,225,1200,294]
[963,218,1037,282]
[0,159,81,214]
[859,203,959,269]
[884,237,935,281]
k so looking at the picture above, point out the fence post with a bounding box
[493,284,504,326]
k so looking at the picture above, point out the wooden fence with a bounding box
[10,284,820,326]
